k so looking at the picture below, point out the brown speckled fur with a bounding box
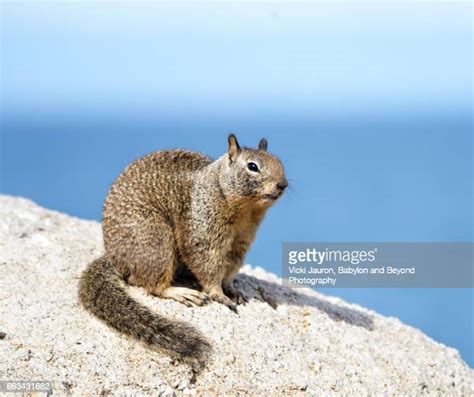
[78,135,287,364]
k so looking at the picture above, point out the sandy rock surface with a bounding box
[0,195,472,396]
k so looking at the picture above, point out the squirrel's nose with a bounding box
[276,179,288,191]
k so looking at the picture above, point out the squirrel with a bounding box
[78,134,287,365]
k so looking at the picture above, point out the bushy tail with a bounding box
[78,256,211,364]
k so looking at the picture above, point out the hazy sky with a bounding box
[2,2,472,116]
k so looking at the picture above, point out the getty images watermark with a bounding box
[282,243,473,288]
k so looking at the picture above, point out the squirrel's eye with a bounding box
[247,162,259,172]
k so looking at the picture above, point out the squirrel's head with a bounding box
[219,134,288,207]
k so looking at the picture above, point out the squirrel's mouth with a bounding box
[264,192,282,201]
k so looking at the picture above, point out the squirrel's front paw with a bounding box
[223,282,247,305]
[208,291,238,313]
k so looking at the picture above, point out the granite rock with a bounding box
[0,195,472,396]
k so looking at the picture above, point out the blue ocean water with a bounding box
[2,111,472,366]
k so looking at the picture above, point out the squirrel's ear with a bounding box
[258,138,268,151]
[228,133,241,163]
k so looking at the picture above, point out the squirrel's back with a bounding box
[103,149,211,250]
[104,149,211,210]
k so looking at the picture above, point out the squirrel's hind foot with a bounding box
[160,287,209,307]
